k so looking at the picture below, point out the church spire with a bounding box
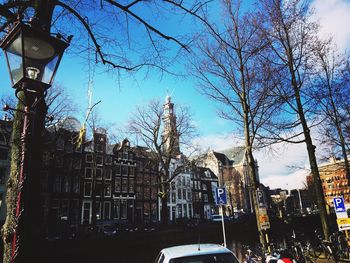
[162,95,180,156]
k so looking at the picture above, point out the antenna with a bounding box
[166,87,176,97]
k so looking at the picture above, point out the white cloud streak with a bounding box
[311,0,350,51]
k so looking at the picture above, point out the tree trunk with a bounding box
[161,195,168,225]
[294,86,329,239]
[1,102,24,263]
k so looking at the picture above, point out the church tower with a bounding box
[162,95,180,156]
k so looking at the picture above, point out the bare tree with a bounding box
[311,42,350,182]
[127,98,197,224]
[189,0,280,247]
[255,0,330,238]
[0,2,206,261]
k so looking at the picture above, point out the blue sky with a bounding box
[1,0,350,190]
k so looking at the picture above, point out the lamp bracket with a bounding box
[14,84,47,112]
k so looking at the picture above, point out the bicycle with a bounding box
[308,229,338,262]
[329,231,350,261]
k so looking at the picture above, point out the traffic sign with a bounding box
[258,207,270,230]
[256,190,266,208]
[334,196,346,213]
[215,187,227,205]
[337,218,350,231]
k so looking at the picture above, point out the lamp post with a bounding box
[1,21,69,262]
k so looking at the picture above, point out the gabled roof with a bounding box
[212,151,231,165]
[221,146,246,165]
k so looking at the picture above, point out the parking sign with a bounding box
[334,197,346,213]
[256,190,266,208]
[215,187,227,205]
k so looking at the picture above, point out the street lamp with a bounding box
[1,22,68,92]
[1,21,69,262]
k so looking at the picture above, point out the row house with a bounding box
[317,157,350,208]
[165,158,193,222]
[191,167,219,220]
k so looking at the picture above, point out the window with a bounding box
[136,186,142,199]
[56,138,64,150]
[104,169,112,180]
[115,165,121,175]
[113,200,120,219]
[121,200,127,219]
[105,156,112,165]
[123,150,128,160]
[104,183,111,197]
[95,201,101,220]
[202,184,207,191]
[72,176,80,193]
[42,151,50,166]
[151,187,157,199]
[84,182,92,197]
[178,189,181,200]
[118,152,122,159]
[85,168,92,179]
[171,193,176,203]
[53,175,61,193]
[203,193,208,202]
[55,154,63,167]
[61,199,69,219]
[121,165,128,176]
[128,166,135,177]
[65,142,73,153]
[136,174,143,184]
[96,155,103,166]
[128,178,134,193]
[183,190,186,200]
[85,154,93,163]
[62,176,71,193]
[115,177,121,192]
[96,168,103,180]
[82,201,92,224]
[122,178,128,192]
[188,192,192,202]
[96,182,103,197]
[96,144,103,153]
[73,159,81,170]
[144,174,150,185]
[144,186,150,199]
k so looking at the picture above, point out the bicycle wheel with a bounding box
[308,243,323,259]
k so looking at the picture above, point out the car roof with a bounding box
[160,244,233,259]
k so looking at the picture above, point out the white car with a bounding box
[155,243,239,263]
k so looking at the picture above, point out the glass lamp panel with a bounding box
[6,50,23,85]
[4,32,24,85]
[42,54,59,84]
[23,36,55,60]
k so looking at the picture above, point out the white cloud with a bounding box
[192,133,244,152]
[311,0,350,51]
[260,169,309,190]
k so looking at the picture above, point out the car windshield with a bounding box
[169,253,239,263]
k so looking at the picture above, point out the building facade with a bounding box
[318,157,350,208]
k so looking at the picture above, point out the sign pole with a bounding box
[221,205,227,248]
[215,187,227,248]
